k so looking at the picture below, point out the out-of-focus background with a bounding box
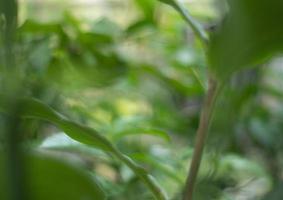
[1,0,283,199]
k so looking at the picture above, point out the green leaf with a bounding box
[209,0,283,80]
[91,18,122,39]
[134,0,157,22]
[6,98,168,200]
[19,20,62,34]
[0,152,106,200]
[126,19,155,35]
[20,98,65,124]
[29,39,52,71]
[133,153,183,184]
[157,0,175,6]
[21,98,117,152]
[262,182,283,200]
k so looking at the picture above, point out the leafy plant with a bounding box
[158,0,283,199]
[1,0,283,200]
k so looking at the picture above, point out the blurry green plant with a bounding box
[1,0,283,200]
[158,0,283,199]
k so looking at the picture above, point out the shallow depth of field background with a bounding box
[1,0,283,199]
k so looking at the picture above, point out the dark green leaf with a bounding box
[126,19,156,35]
[209,0,283,80]
[21,98,115,152]
[157,0,175,6]
[0,152,106,200]
[19,20,62,34]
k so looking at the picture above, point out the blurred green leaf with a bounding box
[0,152,106,200]
[29,39,52,71]
[21,98,117,152]
[209,0,283,80]
[262,182,283,200]
[157,0,175,6]
[8,98,168,200]
[79,32,114,46]
[20,20,62,34]
[134,0,157,23]
[133,153,183,184]
[126,19,156,36]
[91,18,122,39]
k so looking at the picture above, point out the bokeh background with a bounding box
[1,0,283,199]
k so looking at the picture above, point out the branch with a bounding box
[171,1,209,46]
[183,76,219,200]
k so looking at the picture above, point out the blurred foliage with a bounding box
[1,0,283,199]
[0,152,106,200]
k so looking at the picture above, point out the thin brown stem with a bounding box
[183,76,219,200]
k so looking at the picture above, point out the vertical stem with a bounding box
[183,76,219,200]
[172,1,209,46]
[5,105,27,200]
[1,0,18,69]
[157,8,214,198]
[1,0,27,200]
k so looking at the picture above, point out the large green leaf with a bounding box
[0,152,105,200]
[209,0,283,80]
[21,98,115,151]
[8,98,168,200]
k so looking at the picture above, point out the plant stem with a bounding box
[5,105,27,200]
[169,2,219,198]
[168,2,217,199]
[112,149,168,200]
[172,1,209,46]
[183,76,219,200]
[1,1,27,199]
